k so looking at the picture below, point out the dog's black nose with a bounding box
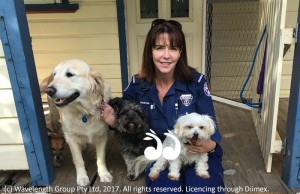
[45,86,56,97]
[128,115,133,120]
[193,132,198,137]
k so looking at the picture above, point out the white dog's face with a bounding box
[45,59,101,107]
[174,113,216,145]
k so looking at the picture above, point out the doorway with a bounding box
[125,0,205,78]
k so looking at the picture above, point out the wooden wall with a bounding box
[0,41,29,170]
[27,0,122,98]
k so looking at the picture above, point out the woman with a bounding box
[100,19,224,194]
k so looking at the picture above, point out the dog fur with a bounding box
[108,97,154,181]
[135,113,215,181]
[44,59,112,186]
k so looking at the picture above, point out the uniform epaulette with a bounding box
[124,75,141,92]
[193,73,205,84]
[131,74,142,84]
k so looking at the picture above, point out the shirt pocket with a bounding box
[141,103,160,131]
[141,103,158,120]
[178,100,197,116]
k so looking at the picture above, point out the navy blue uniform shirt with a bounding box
[123,72,222,144]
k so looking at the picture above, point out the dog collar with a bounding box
[82,116,88,123]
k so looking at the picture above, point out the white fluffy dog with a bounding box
[44,59,112,186]
[149,113,216,181]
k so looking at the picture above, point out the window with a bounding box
[140,0,158,19]
[171,0,189,18]
[25,0,79,13]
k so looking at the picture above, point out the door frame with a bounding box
[116,0,207,89]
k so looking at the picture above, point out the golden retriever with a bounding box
[44,59,112,186]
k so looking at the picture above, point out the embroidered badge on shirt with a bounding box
[204,82,211,97]
[140,101,150,105]
[180,94,193,107]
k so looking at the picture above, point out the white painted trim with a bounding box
[212,95,252,110]
[24,0,56,4]
[0,145,29,170]
[284,28,295,44]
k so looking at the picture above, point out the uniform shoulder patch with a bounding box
[204,82,211,97]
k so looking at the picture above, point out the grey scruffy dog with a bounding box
[108,97,155,181]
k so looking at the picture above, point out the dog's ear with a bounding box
[137,105,150,129]
[108,98,123,115]
[203,115,216,135]
[103,82,111,103]
[174,116,184,136]
[40,74,54,94]
[135,103,147,119]
[108,97,120,106]
[89,68,105,98]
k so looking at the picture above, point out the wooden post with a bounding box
[282,2,300,189]
[0,0,54,185]
[116,0,129,91]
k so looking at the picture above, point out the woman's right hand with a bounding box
[99,102,116,127]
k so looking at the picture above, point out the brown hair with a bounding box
[138,19,194,83]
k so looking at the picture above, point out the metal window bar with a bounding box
[206,0,213,88]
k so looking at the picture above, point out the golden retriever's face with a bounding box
[45,59,93,107]
[174,113,215,145]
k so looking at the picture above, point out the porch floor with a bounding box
[0,99,299,193]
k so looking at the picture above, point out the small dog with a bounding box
[48,133,65,166]
[148,113,216,181]
[108,97,154,181]
[40,74,65,167]
[44,59,112,186]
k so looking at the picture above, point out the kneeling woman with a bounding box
[100,19,225,194]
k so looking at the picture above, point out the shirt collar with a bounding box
[174,80,187,92]
[139,79,187,92]
[139,80,151,91]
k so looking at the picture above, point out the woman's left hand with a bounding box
[186,139,216,154]
[99,102,116,127]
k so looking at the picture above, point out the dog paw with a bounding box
[167,173,180,181]
[99,171,113,182]
[197,171,210,179]
[77,175,90,186]
[149,171,160,181]
[126,174,136,181]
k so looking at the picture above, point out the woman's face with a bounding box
[152,33,181,76]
